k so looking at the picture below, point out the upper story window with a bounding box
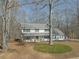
[23,29,30,32]
[45,29,49,32]
[35,29,39,32]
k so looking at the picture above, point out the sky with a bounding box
[15,0,32,22]
[15,0,78,23]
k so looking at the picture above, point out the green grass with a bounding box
[33,44,72,53]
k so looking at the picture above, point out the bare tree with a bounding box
[1,0,19,50]
[1,0,9,50]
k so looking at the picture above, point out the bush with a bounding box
[14,39,21,42]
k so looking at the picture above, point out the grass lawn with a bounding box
[33,43,72,53]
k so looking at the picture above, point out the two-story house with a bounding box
[21,23,65,42]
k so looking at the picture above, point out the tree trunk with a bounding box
[49,0,53,45]
[1,0,10,50]
[1,16,8,50]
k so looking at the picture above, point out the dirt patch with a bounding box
[0,41,79,59]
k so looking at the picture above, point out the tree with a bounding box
[1,0,19,50]
[1,0,9,50]
[49,0,52,45]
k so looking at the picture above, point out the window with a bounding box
[45,29,49,32]
[23,29,30,32]
[35,29,39,32]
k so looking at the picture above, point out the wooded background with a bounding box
[0,0,79,41]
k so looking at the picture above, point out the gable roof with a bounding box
[21,23,48,29]
[53,28,65,35]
